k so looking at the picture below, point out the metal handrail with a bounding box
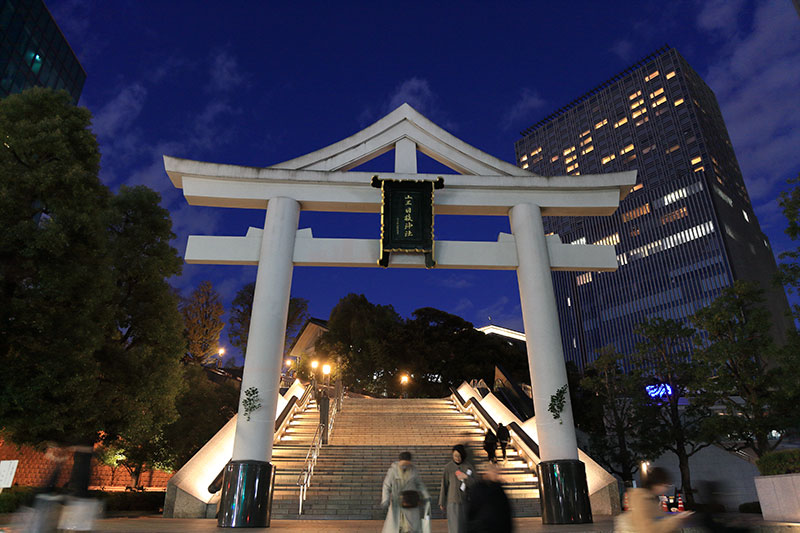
[296,422,324,515]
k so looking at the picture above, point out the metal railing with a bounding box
[296,387,345,515]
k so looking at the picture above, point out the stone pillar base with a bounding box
[218,461,276,528]
[537,459,592,524]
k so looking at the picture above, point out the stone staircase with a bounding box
[270,396,540,519]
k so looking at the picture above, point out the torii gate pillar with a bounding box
[511,202,591,524]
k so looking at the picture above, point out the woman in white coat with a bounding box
[381,451,432,533]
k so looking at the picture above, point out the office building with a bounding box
[0,0,85,102]
[515,46,791,370]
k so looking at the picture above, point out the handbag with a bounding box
[400,490,420,508]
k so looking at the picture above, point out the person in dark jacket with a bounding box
[496,423,510,462]
[482,429,498,463]
[439,444,476,533]
[466,462,513,533]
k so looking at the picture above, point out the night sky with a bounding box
[47,1,800,363]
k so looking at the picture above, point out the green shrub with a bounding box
[756,449,800,476]
[0,486,36,513]
[739,501,762,514]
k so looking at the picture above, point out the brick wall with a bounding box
[0,437,172,490]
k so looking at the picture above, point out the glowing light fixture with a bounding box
[322,364,331,375]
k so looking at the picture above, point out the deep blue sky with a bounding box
[47,1,800,363]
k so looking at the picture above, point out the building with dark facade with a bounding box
[515,46,790,370]
[0,0,85,103]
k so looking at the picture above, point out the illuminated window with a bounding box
[651,96,667,107]
[532,154,543,163]
[621,203,650,223]
[595,118,608,129]
[661,206,688,225]
[694,166,704,172]
[642,144,655,154]
[630,98,645,110]
[666,144,680,154]
[666,71,676,79]
[551,155,559,162]
[648,88,664,99]
[674,98,684,106]
[565,154,577,164]
[656,182,704,208]
[645,70,660,82]
[625,154,637,163]
[563,146,576,156]
[630,228,641,237]
[522,163,529,169]
[691,156,702,165]
[580,136,592,146]
[572,171,580,175]
[580,145,594,155]
[576,272,593,286]
[567,163,579,172]
[594,233,620,246]
[620,144,635,155]
[521,154,528,162]
[614,117,628,128]
[632,183,644,192]
[570,237,587,245]
[628,90,642,100]
[531,147,542,156]
[742,210,750,222]
[601,153,616,165]
[627,221,715,261]
[635,116,649,126]
[632,107,647,119]
[580,129,590,137]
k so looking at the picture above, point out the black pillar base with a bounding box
[537,459,592,524]
[218,461,276,528]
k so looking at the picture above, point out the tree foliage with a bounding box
[228,281,309,358]
[580,345,659,484]
[0,89,185,449]
[633,317,712,506]
[182,280,225,366]
[778,173,800,318]
[692,281,800,457]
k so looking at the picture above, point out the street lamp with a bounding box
[322,363,331,387]
[400,374,409,398]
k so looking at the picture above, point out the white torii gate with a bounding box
[165,104,635,527]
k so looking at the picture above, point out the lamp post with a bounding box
[322,363,331,391]
[311,360,319,404]
[400,374,409,399]
[217,347,225,368]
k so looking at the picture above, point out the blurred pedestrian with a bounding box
[483,429,498,463]
[466,462,512,533]
[496,424,510,463]
[381,451,431,533]
[439,444,476,533]
[617,467,693,532]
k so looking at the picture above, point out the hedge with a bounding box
[756,449,800,476]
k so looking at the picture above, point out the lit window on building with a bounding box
[595,118,608,129]
[565,154,577,164]
[694,166,704,173]
[713,186,733,207]
[531,147,542,156]
[580,136,592,146]
[645,70,660,82]
[642,144,655,154]
[661,206,688,225]
[580,145,594,155]
[629,90,642,100]
[651,96,667,107]
[691,156,702,165]
[521,154,528,162]
[632,183,644,192]
[577,272,593,286]
[614,117,628,128]
[666,144,680,154]
[649,88,665,99]
[630,98,645,110]
[635,116,649,126]
[742,210,750,222]
[632,107,648,119]
[551,155,559,162]
[594,233,620,246]
[621,203,651,223]
[617,253,628,266]
[630,228,641,237]
[625,154,637,163]
[628,221,715,260]
[656,181,704,208]
[674,98,685,106]
[666,71,676,79]
[567,297,571,306]
[620,144,635,155]
[580,129,590,137]
[567,163,579,172]
[601,153,616,165]
[570,237,587,245]
[563,146,576,156]
[522,163,529,169]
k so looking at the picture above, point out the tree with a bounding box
[692,281,800,457]
[633,318,714,506]
[777,173,800,318]
[315,293,403,395]
[228,281,309,358]
[182,280,225,366]
[580,345,659,485]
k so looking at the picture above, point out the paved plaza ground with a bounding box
[3,513,799,533]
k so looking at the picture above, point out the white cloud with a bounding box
[437,274,475,289]
[697,0,745,33]
[700,0,800,201]
[387,77,435,115]
[208,49,247,93]
[91,83,147,138]
[610,40,635,62]
[501,88,546,130]
[473,296,522,330]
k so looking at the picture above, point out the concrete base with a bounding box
[755,473,800,523]
[537,460,592,524]
[163,483,217,519]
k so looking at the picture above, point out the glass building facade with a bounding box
[0,0,85,103]
[514,47,790,371]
